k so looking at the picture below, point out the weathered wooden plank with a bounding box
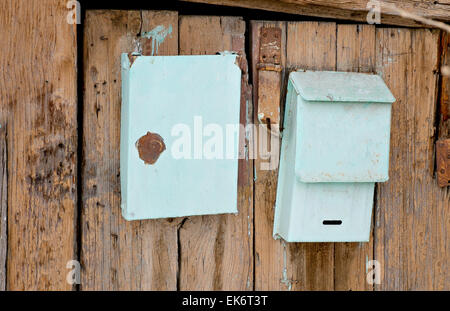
[436,139,450,187]
[251,20,288,291]
[178,16,253,291]
[439,32,450,139]
[337,25,376,74]
[375,28,449,290]
[285,0,450,20]
[334,24,375,291]
[0,0,77,290]
[257,27,283,126]
[437,32,450,189]
[0,124,6,291]
[82,10,179,290]
[181,0,450,27]
[253,21,336,291]
[286,22,336,72]
[284,21,336,290]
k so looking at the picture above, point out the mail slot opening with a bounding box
[323,220,342,225]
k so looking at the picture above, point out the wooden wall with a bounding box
[182,0,450,27]
[0,0,77,290]
[0,1,448,290]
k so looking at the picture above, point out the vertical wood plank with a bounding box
[253,21,337,291]
[439,32,450,138]
[0,0,77,290]
[286,22,336,71]
[375,28,449,290]
[0,125,6,291]
[282,21,336,291]
[140,11,179,56]
[334,24,375,291]
[251,20,289,291]
[178,16,254,291]
[82,10,179,290]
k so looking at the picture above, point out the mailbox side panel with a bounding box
[120,54,131,219]
[274,82,298,239]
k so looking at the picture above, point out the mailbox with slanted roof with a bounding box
[274,70,396,242]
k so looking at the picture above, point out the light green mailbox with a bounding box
[274,70,395,242]
[120,54,242,220]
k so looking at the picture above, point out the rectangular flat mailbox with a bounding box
[274,70,395,242]
[120,54,242,220]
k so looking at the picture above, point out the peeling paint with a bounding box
[141,24,173,56]
[219,51,237,56]
[127,53,139,68]
[280,240,293,291]
[135,132,166,165]
[132,37,142,56]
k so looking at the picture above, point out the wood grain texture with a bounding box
[439,32,450,138]
[285,21,336,291]
[82,10,179,290]
[334,24,375,291]
[0,4,447,291]
[181,0,449,27]
[253,21,337,291]
[284,0,450,20]
[257,27,282,125]
[178,16,254,291]
[0,125,6,291]
[253,21,339,291]
[374,28,449,290]
[0,0,77,290]
[251,20,288,291]
[436,139,450,187]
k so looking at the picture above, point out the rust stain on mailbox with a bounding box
[136,132,166,165]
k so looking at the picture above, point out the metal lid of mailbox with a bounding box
[290,71,395,103]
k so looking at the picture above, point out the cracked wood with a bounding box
[0,0,78,290]
[182,0,450,27]
[0,124,6,290]
[334,24,376,291]
[374,28,449,290]
[178,16,254,291]
[82,10,179,290]
[253,21,337,290]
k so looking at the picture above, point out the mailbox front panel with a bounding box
[121,54,241,220]
[280,182,375,242]
[295,96,392,183]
